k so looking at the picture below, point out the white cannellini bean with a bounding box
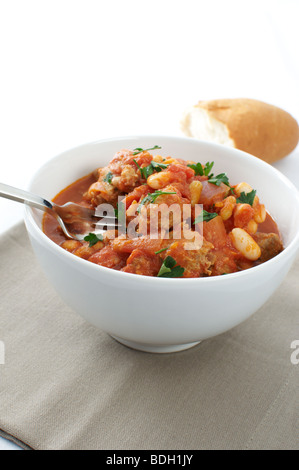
[254,204,267,224]
[230,228,261,261]
[147,171,172,189]
[246,219,258,235]
[219,195,236,221]
[152,155,164,163]
[234,182,253,197]
[189,180,203,206]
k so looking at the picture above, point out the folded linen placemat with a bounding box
[0,223,298,450]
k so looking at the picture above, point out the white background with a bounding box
[0,0,298,450]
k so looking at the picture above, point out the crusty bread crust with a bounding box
[191,98,299,163]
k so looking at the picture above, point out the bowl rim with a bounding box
[25,134,299,285]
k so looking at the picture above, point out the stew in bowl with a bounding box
[43,146,283,278]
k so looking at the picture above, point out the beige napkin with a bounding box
[0,223,298,450]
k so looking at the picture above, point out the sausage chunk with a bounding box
[254,232,283,262]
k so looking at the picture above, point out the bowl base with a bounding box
[110,335,201,353]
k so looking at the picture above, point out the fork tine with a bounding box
[60,202,118,220]
[93,215,118,221]
[95,222,123,229]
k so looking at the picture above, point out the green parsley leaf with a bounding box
[194,210,218,224]
[137,191,177,213]
[140,163,155,179]
[133,159,155,179]
[154,247,169,255]
[208,172,235,193]
[133,159,142,171]
[208,172,230,186]
[134,159,168,179]
[149,191,177,203]
[188,162,203,176]
[203,161,214,176]
[132,145,162,156]
[187,161,214,177]
[236,189,257,206]
[103,171,113,184]
[157,256,185,278]
[151,161,168,170]
[150,161,169,171]
[84,232,103,247]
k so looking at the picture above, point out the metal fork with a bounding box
[0,183,119,241]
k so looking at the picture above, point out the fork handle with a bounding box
[0,182,53,213]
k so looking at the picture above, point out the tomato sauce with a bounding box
[43,173,96,245]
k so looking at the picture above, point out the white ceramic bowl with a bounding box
[24,136,299,353]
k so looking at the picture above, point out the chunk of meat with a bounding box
[122,249,162,276]
[163,239,215,278]
[115,164,140,193]
[122,184,151,209]
[210,247,240,275]
[85,179,118,206]
[88,245,128,269]
[85,150,153,206]
[73,241,104,260]
[254,232,283,262]
[60,239,104,259]
[60,240,82,253]
[112,236,167,256]
[128,185,190,238]
[108,149,152,175]
[199,181,229,206]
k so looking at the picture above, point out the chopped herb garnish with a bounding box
[208,172,230,186]
[157,256,185,278]
[150,161,169,171]
[204,161,214,177]
[132,145,162,156]
[188,161,214,177]
[133,159,168,179]
[84,232,103,247]
[137,191,177,213]
[140,164,155,179]
[208,172,235,193]
[236,190,256,206]
[133,158,143,172]
[188,162,203,176]
[194,210,218,224]
[155,247,169,255]
[103,171,113,184]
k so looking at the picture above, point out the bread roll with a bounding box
[181,98,299,163]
